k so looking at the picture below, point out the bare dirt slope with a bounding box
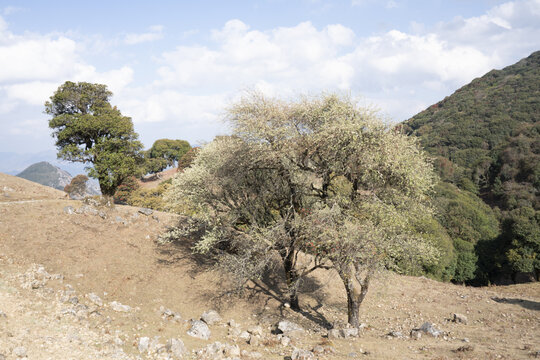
[0,172,538,359]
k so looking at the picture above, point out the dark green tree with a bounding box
[45,81,144,196]
[145,139,191,173]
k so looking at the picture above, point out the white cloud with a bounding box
[124,25,164,45]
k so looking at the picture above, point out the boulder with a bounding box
[453,313,468,325]
[138,337,150,353]
[86,293,103,306]
[416,322,441,337]
[167,338,186,359]
[291,348,315,360]
[109,301,131,312]
[138,208,154,216]
[188,319,211,340]
[277,320,305,338]
[201,309,221,325]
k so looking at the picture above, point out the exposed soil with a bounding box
[0,172,538,359]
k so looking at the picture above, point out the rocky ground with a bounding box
[1,172,539,359]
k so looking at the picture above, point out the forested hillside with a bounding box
[402,51,539,285]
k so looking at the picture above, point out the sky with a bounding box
[1,0,540,166]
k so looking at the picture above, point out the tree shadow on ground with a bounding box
[244,268,333,329]
[154,225,216,277]
[154,221,333,329]
[491,297,540,311]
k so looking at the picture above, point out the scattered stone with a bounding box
[241,350,263,359]
[0,310,6,318]
[239,331,251,340]
[228,319,238,327]
[414,322,441,337]
[63,206,75,214]
[410,329,422,340]
[12,346,27,358]
[280,335,291,347]
[248,334,260,346]
[388,331,404,338]
[138,337,150,353]
[115,216,124,223]
[277,320,305,338]
[247,325,263,336]
[312,345,325,354]
[340,327,359,338]
[98,210,107,219]
[78,205,98,216]
[187,319,211,340]
[328,328,341,339]
[291,348,315,360]
[166,338,187,359]
[453,313,468,325]
[109,301,131,312]
[87,293,103,306]
[159,306,182,322]
[228,327,242,337]
[453,344,475,352]
[201,309,221,325]
[224,344,241,357]
[138,208,154,216]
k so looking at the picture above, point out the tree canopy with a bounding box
[145,139,191,173]
[165,92,439,326]
[45,81,143,196]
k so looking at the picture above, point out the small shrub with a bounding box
[114,176,140,204]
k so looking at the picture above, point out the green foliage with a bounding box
[403,51,540,283]
[45,81,144,196]
[177,147,199,172]
[145,139,191,173]
[127,179,171,211]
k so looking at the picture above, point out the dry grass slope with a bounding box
[0,172,538,359]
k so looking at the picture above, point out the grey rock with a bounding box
[63,206,75,214]
[68,296,79,305]
[453,313,468,325]
[160,306,182,322]
[388,330,404,338]
[410,329,422,339]
[247,325,263,336]
[248,335,259,346]
[418,322,442,337]
[291,348,315,360]
[87,293,103,306]
[109,301,131,312]
[280,335,291,347]
[201,309,221,325]
[328,328,341,339]
[223,344,241,357]
[0,310,6,318]
[340,327,359,338]
[138,337,150,353]
[138,208,154,216]
[12,346,27,358]
[167,339,187,359]
[228,327,242,337]
[187,319,211,340]
[239,331,251,340]
[277,320,304,338]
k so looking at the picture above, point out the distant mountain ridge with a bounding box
[16,161,100,195]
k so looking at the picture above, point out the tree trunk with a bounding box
[346,285,361,327]
[338,265,372,327]
[283,249,301,311]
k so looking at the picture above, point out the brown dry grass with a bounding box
[0,172,538,359]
